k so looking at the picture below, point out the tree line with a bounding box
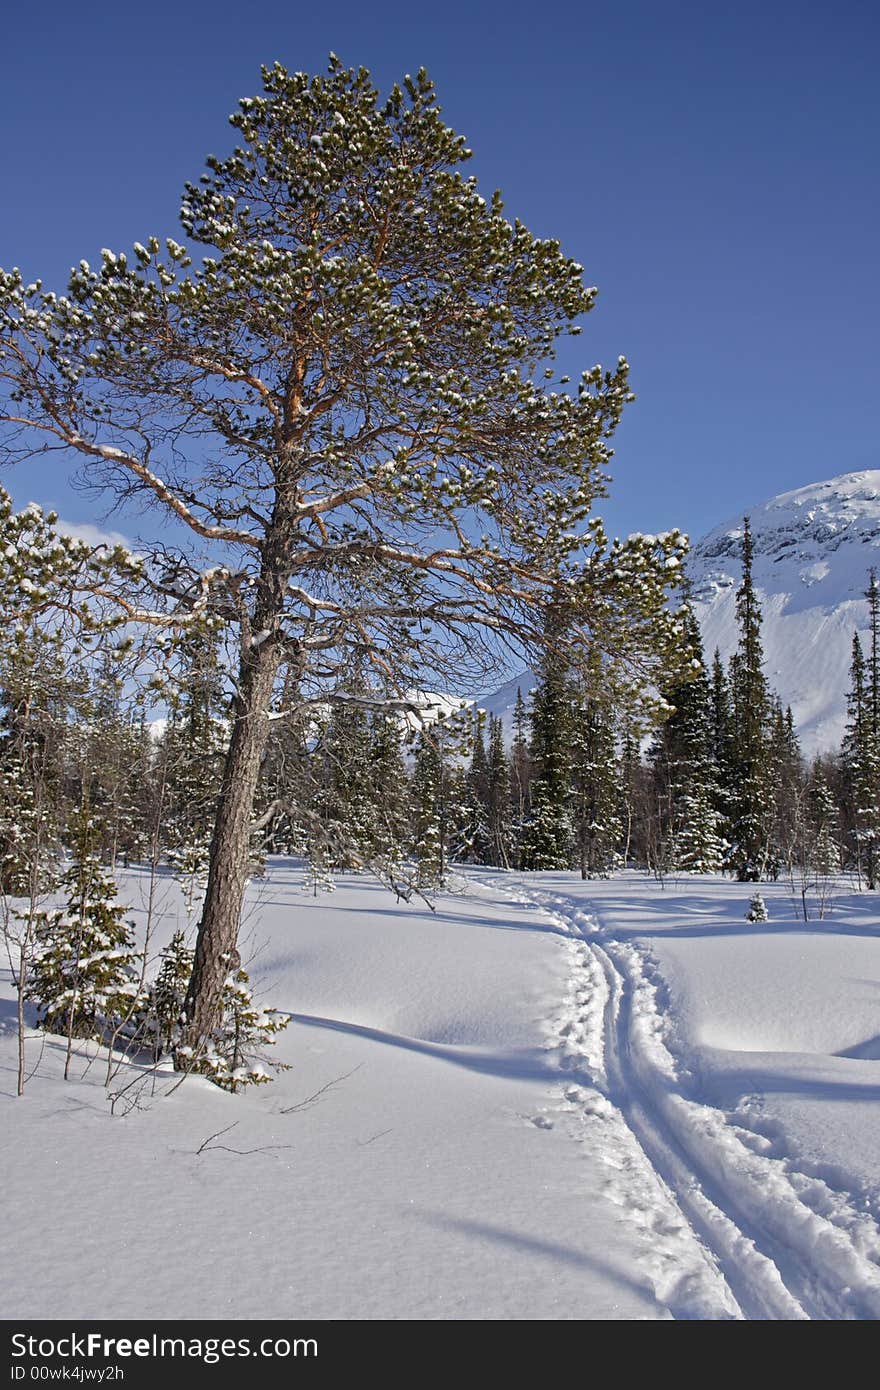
[0,498,875,1093]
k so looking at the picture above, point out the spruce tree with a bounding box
[807,760,840,878]
[315,693,375,868]
[767,701,803,875]
[746,891,769,922]
[570,680,621,879]
[650,610,722,873]
[728,518,774,880]
[709,647,735,849]
[0,628,72,895]
[485,715,513,868]
[617,715,643,867]
[367,709,411,870]
[521,622,574,870]
[143,929,194,1059]
[464,714,491,863]
[27,813,143,1064]
[509,688,532,868]
[177,959,290,1091]
[841,632,879,887]
[159,625,227,889]
[410,712,471,887]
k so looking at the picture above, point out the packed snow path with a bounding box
[490,872,880,1321]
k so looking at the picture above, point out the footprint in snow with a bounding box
[530,1115,554,1130]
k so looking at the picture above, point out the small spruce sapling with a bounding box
[27,820,144,1073]
[143,929,194,1059]
[745,891,769,923]
[176,954,290,1091]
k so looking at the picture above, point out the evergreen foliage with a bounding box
[841,628,880,888]
[650,609,722,873]
[177,960,290,1092]
[571,684,620,879]
[745,891,769,922]
[143,929,194,1058]
[727,519,776,880]
[521,625,574,870]
[27,814,143,1044]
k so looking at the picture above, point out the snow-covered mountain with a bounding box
[475,471,880,756]
[689,470,880,754]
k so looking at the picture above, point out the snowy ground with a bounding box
[2,862,879,1320]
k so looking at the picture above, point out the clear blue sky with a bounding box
[2,0,877,544]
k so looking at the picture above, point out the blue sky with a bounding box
[1,0,877,544]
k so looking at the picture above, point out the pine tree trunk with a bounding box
[177,644,279,1063]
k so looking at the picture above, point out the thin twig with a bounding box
[279,1063,363,1114]
[355,1128,392,1147]
[195,1121,293,1156]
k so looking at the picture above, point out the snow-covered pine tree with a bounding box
[650,609,723,873]
[767,700,804,875]
[745,891,769,922]
[617,715,644,867]
[0,61,688,1066]
[411,731,442,887]
[159,626,227,914]
[521,617,574,870]
[807,759,840,877]
[709,648,735,852]
[509,688,532,868]
[367,709,410,870]
[0,626,75,895]
[316,689,377,868]
[255,654,314,855]
[179,961,290,1092]
[464,713,491,864]
[485,714,513,868]
[570,676,621,879]
[27,812,143,1068]
[410,710,471,887]
[840,632,880,888]
[728,518,775,881]
[143,929,194,1059]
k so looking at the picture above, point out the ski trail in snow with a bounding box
[590,938,807,1321]
[483,877,880,1320]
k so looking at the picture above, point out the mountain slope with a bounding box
[474,470,880,755]
[689,470,880,754]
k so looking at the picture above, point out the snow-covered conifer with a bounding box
[728,519,776,881]
[841,628,880,888]
[142,929,194,1058]
[521,616,574,870]
[745,891,769,922]
[178,960,289,1092]
[0,61,688,1064]
[571,679,621,879]
[27,814,143,1055]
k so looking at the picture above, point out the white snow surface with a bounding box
[3,861,880,1320]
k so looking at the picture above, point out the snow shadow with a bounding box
[703,1063,880,1105]
[587,896,880,943]
[411,1210,666,1313]
[253,897,569,937]
[291,1012,592,1086]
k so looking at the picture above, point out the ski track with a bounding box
[486,876,880,1321]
